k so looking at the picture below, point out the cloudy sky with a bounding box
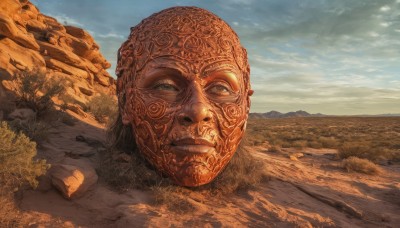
[31,0,400,115]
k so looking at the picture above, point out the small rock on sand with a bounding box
[49,158,98,199]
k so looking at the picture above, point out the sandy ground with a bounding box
[18,113,400,228]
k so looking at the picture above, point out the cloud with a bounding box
[32,0,400,115]
[47,14,84,27]
[96,33,125,39]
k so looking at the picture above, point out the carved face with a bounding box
[117,7,252,186]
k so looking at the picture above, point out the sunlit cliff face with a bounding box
[116,6,252,186]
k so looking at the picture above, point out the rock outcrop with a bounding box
[0,0,115,106]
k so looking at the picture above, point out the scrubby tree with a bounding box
[0,121,48,189]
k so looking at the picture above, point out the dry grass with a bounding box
[98,141,268,195]
[247,117,400,163]
[202,142,269,194]
[97,147,164,192]
[0,189,25,227]
[342,157,382,175]
[151,185,196,214]
[87,93,118,124]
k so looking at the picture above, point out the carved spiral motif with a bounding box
[116,6,251,187]
[153,32,175,48]
[147,101,167,119]
[223,103,242,120]
[184,36,204,52]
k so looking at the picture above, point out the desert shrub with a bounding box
[249,133,266,146]
[0,121,48,189]
[292,140,308,149]
[308,141,323,149]
[269,138,284,147]
[0,121,49,226]
[342,157,381,175]
[281,141,291,148]
[338,142,392,162]
[13,69,64,118]
[8,118,52,143]
[87,93,117,123]
[338,143,370,159]
[319,137,338,148]
[268,145,281,152]
[59,93,87,112]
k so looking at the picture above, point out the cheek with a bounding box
[212,99,247,137]
[133,91,176,138]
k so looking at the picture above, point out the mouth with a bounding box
[171,137,215,154]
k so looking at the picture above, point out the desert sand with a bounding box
[16,112,400,228]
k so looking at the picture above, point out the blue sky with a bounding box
[31,0,400,115]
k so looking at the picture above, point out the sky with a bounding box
[31,0,400,115]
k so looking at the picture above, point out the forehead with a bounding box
[139,56,242,78]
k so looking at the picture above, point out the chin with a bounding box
[173,167,217,187]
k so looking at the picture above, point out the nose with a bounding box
[178,87,212,125]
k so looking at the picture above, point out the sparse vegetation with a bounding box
[203,142,269,194]
[0,121,49,226]
[8,117,52,143]
[151,185,196,213]
[246,117,400,163]
[342,156,381,175]
[13,69,64,118]
[97,147,164,191]
[87,93,118,124]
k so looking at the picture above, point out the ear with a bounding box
[248,89,254,96]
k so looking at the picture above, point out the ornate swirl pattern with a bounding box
[116,6,251,187]
[147,101,167,119]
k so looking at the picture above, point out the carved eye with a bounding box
[152,80,179,92]
[207,83,233,96]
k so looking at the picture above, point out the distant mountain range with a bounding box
[249,110,325,119]
[249,110,400,118]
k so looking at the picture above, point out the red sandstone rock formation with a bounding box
[0,0,115,106]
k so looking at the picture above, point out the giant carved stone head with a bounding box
[116,6,252,187]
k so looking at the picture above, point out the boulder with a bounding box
[49,158,98,199]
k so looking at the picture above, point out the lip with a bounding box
[171,138,215,154]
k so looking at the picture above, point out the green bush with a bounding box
[87,93,117,123]
[0,121,48,189]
